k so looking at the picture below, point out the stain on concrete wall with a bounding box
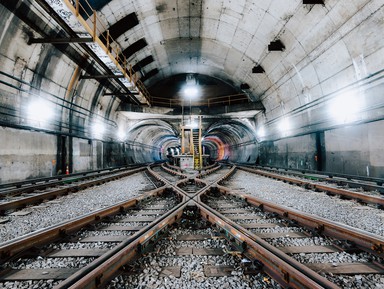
[325,121,384,178]
[259,134,317,170]
[0,127,57,183]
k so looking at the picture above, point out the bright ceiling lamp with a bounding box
[183,86,199,99]
[92,120,105,138]
[183,74,199,99]
[329,92,360,124]
[28,97,54,123]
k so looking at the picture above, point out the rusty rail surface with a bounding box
[0,167,146,214]
[4,164,381,289]
[215,184,384,256]
[0,165,144,197]
[197,202,339,289]
[0,186,167,262]
[253,164,384,187]
[52,165,338,289]
[196,163,222,178]
[160,163,187,179]
[69,164,382,289]
[55,194,187,289]
[238,166,384,208]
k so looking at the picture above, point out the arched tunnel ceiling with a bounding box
[93,0,314,101]
[2,0,384,160]
[43,0,380,106]
[40,0,383,120]
[125,118,179,152]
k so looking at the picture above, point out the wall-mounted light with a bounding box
[268,40,285,51]
[252,65,265,74]
[279,117,291,133]
[117,127,126,140]
[92,120,105,138]
[303,0,324,4]
[28,97,54,123]
[257,127,266,138]
[329,92,361,124]
[240,83,250,90]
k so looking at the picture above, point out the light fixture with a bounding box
[117,127,126,140]
[188,119,198,129]
[92,120,105,138]
[268,39,285,51]
[329,92,360,124]
[183,86,199,99]
[183,74,199,99]
[303,0,324,4]
[257,127,266,138]
[252,65,265,74]
[27,97,54,123]
[279,117,291,132]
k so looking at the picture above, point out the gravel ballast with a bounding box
[228,171,384,237]
[106,227,282,289]
[0,172,154,244]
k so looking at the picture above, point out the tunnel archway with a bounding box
[124,119,179,163]
[203,119,258,163]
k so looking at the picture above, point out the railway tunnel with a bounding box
[1,0,383,182]
[1,1,384,289]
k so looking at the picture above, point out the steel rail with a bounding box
[0,186,167,262]
[244,164,384,193]
[252,164,384,186]
[149,166,339,289]
[238,166,384,208]
[146,165,383,287]
[160,163,187,179]
[215,184,384,256]
[50,164,342,289]
[0,165,143,192]
[54,192,188,289]
[196,163,222,178]
[147,165,217,200]
[164,162,184,173]
[149,165,342,288]
[197,201,339,289]
[0,167,146,213]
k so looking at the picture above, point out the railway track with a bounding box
[237,165,384,209]
[0,185,183,288]
[0,163,383,288]
[0,165,144,196]
[0,166,147,215]
[201,189,384,288]
[251,165,384,192]
[105,208,281,289]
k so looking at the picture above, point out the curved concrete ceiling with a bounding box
[93,0,302,101]
[1,0,383,164]
[31,0,384,122]
[203,119,257,161]
[66,0,384,136]
[126,119,179,152]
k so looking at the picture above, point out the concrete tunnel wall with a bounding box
[258,120,384,178]
[1,1,384,182]
[0,4,166,182]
